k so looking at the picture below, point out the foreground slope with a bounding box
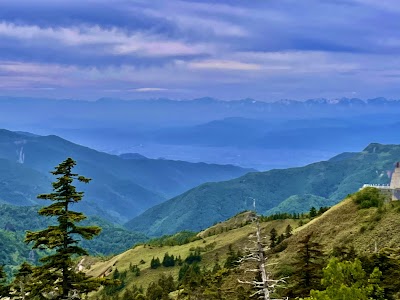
[86,215,296,291]
[126,143,400,236]
[275,197,400,265]
[0,129,251,222]
[85,193,400,299]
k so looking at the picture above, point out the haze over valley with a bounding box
[2,97,400,170]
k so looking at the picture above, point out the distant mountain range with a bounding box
[2,96,400,170]
[0,129,252,223]
[125,143,400,236]
[2,97,400,132]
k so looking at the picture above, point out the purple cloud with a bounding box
[0,0,400,100]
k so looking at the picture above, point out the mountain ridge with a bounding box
[0,129,252,223]
[125,142,400,236]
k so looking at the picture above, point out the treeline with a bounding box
[144,231,199,247]
[205,206,331,239]
[261,206,330,222]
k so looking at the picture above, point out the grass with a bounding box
[269,196,400,271]
[86,213,296,295]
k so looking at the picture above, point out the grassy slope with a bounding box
[86,195,400,298]
[274,197,400,267]
[86,217,297,293]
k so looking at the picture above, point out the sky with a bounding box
[1,0,400,101]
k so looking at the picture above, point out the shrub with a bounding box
[273,241,288,253]
[353,187,384,209]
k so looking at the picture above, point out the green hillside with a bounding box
[0,158,50,205]
[85,191,400,299]
[0,129,251,223]
[125,143,400,236]
[265,194,331,215]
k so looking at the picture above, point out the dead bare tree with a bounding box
[238,199,288,300]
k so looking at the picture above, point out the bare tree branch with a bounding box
[237,199,288,300]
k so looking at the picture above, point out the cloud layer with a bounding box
[1,0,400,100]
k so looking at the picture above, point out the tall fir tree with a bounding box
[285,224,293,238]
[0,265,9,298]
[10,262,33,300]
[25,157,102,299]
[269,228,277,248]
[289,233,324,298]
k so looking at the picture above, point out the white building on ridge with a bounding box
[362,162,400,201]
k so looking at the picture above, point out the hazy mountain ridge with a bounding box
[125,143,400,236]
[0,129,252,223]
[3,97,400,170]
[2,97,400,129]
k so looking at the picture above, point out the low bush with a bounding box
[353,187,384,209]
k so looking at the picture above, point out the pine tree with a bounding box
[285,224,293,238]
[25,157,102,299]
[269,228,277,248]
[290,233,324,298]
[150,257,161,269]
[309,207,317,218]
[10,262,33,300]
[0,265,9,298]
[224,245,240,269]
[162,253,175,267]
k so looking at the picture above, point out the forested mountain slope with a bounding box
[0,203,148,276]
[126,143,400,236]
[0,129,252,222]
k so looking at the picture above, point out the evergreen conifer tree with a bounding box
[0,265,9,297]
[150,257,161,269]
[309,207,317,218]
[25,157,102,299]
[10,262,33,299]
[290,233,324,298]
[285,224,293,238]
[269,228,277,248]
